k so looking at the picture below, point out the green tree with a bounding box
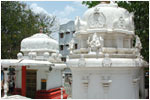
[1,1,57,59]
[36,13,59,35]
[82,1,149,62]
[1,1,39,59]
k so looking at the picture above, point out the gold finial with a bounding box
[101,1,110,4]
[39,26,43,33]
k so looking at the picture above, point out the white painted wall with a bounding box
[36,69,47,90]
[46,69,62,90]
[16,68,63,91]
[71,68,143,99]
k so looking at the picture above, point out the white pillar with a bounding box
[61,87,63,99]
[61,70,65,99]
[3,69,9,98]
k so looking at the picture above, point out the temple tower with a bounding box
[67,2,148,99]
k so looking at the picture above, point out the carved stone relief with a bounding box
[68,39,75,54]
[75,16,87,31]
[102,54,112,67]
[87,33,104,55]
[134,35,142,58]
[129,12,135,30]
[118,16,126,28]
[113,15,128,30]
[88,7,106,28]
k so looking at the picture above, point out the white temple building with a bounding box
[1,31,68,99]
[66,1,148,99]
[1,1,148,99]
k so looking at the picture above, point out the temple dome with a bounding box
[21,33,59,52]
[75,2,134,34]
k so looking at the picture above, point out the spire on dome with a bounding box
[100,1,110,4]
[39,26,43,33]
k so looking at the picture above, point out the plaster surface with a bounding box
[67,1,147,99]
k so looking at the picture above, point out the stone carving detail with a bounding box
[43,52,50,59]
[133,77,140,84]
[58,54,62,62]
[82,75,89,87]
[101,76,112,87]
[129,12,135,30]
[113,13,135,31]
[101,75,112,97]
[134,35,142,58]
[118,16,126,28]
[28,52,37,59]
[102,54,112,67]
[75,16,87,31]
[113,16,126,29]
[113,15,129,30]
[88,7,106,28]
[68,39,75,54]
[50,53,62,62]
[87,33,104,55]
[78,55,86,67]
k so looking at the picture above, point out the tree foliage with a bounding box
[82,1,149,62]
[1,1,58,59]
[37,13,59,34]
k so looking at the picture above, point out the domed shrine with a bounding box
[1,31,68,99]
[67,2,148,99]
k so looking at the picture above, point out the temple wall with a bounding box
[36,69,47,90]
[71,68,142,99]
[46,69,62,90]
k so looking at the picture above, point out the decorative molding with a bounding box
[102,54,112,67]
[78,55,86,67]
[82,75,89,87]
[102,80,112,87]
[133,77,140,84]
[101,76,112,88]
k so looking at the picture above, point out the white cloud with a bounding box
[29,3,73,26]
[52,5,75,25]
[29,3,59,41]
[64,5,75,15]
[73,1,87,8]
[30,3,49,15]
[53,5,75,17]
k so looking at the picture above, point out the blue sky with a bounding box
[22,1,88,41]
[23,1,88,24]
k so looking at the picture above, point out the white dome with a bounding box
[21,33,59,52]
[75,2,134,34]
